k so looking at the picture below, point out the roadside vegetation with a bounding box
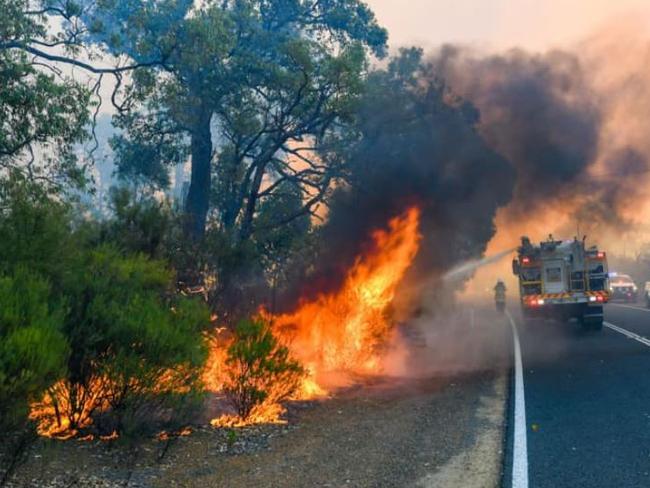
[223,320,305,423]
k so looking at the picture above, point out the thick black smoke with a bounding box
[429,45,649,230]
[297,48,515,301]
[284,42,650,308]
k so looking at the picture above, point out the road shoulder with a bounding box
[415,370,507,488]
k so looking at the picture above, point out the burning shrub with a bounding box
[0,180,211,438]
[222,319,304,423]
[96,297,209,436]
[33,247,210,438]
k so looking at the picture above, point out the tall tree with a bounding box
[106,0,387,239]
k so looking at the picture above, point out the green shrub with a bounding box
[46,247,210,436]
[0,268,68,429]
[100,187,172,258]
[0,178,75,283]
[224,319,304,421]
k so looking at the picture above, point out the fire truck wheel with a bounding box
[580,306,603,331]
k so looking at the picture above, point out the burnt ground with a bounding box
[5,306,510,488]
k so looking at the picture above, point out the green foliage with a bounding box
[99,187,173,258]
[0,178,210,437]
[53,246,210,434]
[0,268,67,429]
[110,136,175,190]
[0,177,76,283]
[224,319,304,421]
[0,0,91,190]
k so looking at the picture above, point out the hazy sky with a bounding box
[367,0,650,52]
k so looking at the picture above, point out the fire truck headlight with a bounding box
[589,296,597,302]
[537,299,545,305]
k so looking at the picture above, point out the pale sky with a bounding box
[366,0,650,52]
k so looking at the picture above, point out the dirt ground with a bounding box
[160,371,507,488]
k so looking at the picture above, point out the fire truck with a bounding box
[512,236,610,330]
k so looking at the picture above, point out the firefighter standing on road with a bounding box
[494,279,506,313]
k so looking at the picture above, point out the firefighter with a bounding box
[494,279,506,313]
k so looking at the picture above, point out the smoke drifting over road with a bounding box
[435,22,650,296]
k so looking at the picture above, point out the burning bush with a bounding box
[203,206,422,426]
[0,180,211,439]
[221,319,304,424]
[31,248,210,438]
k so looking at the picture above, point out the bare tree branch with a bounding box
[2,42,170,74]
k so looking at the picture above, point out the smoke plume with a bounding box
[297,48,515,308]
[440,21,650,296]
[430,46,603,222]
[288,20,650,307]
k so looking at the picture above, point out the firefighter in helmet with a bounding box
[494,279,506,313]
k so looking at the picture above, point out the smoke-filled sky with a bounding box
[368,0,650,51]
[362,0,650,297]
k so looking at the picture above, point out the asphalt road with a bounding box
[503,302,650,488]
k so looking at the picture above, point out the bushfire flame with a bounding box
[32,207,422,435]
[272,206,422,394]
[207,206,422,425]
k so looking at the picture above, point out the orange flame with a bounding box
[272,206,422,395]
[29,379,106,439]
[32,208,422,435]
[205,206,422,425]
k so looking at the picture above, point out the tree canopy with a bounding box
[0,0,91,190]
[103,0,388,238]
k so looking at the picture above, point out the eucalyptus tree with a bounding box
[105,0,388,240]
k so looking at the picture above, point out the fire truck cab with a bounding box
[512,235,609,330]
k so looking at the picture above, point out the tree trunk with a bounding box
[238,161,265,242]
[185,111,213,239]
[238,142,284,242]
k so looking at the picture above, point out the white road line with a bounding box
[506,310,529,488]
[608,303,650,314]
[604,322,650,348]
